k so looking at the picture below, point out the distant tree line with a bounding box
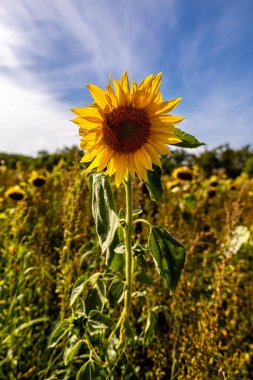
[1,144,253,178]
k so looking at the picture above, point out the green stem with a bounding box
[107,173,133,346]
[124,172,133,317]
[132,218,152,228]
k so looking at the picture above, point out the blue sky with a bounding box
[0,0,252,154]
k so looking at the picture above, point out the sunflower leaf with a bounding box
[48,319,70,348]
[145,165,164,201]
[148,226,186,291]
[91,173,119,254]
[175,131,205,148]
[144,310,158,347]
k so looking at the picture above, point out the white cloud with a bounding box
[0,0,179,154]
[0,75,76,155]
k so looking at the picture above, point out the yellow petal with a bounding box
[150,123,180,133]
[151,72,162,94]
[133,152,145,180]
[71,107,103,121]
[80,147,101,163]
[72,117,101,130]
[138,147,153,170]
[120,71,130,94]
[127,154,136,178]
[144,143,161,167]
[113,79,127,106]
[106,82,118,108]
[86,84,108,110]
[150,141,171,155]
[114,155,127,187]
[150,115,185,124]
[97,149,114,171]
[138,74,153,91]
[147,98,182,116]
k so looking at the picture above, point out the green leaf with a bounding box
[92,173,118,254]
[144,311,158,347]
[148,226,186,291]
[108,278,124,307]
[48,319,70,348]
[76,360,105,380]
[175,131,205,148]
[132,209,143,217]
[88,310,115,329]
[134,271,154,285]
[114,243,126,254]
[70,275,89,307]
[106,232,125,275]
[64,335,82,365]
[85,278,106,314]
[122,317,134,343]
[123,362,140,380]
[145,164,164,201]
[135,254,147,268]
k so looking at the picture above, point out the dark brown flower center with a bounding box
[33,177,46,187]
[9,192,24,201]
[177,171,192,181]
[103,106,150,153]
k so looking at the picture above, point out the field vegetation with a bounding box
[0,145,252,379]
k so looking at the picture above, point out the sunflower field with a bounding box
[0,146,252,380]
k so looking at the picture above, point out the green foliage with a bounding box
[145,165,164,201]
[0,149,252,379]
[70,275,89,306]
[175,131,205,148]
[48,319,71,348]
[148,226,186,291]
[91,173,119,254]
[108,278,124,307]
[76,359,105,380]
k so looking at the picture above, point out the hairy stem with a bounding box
[107,173,133,346]
[124,172,133,317]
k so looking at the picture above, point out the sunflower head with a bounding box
[172,166,193,181]
[5,186,25,201]
[209,175,219,187]
[166,180,181,191]
[72,72,185,186]
[29,172,47,187]
[207,187,217,199]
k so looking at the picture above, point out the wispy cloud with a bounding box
[0,0,179,153]
[0,0,252,154]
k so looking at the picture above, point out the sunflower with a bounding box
[5,186,25,201]
[72,72,184,186]
[29,172,46,187]
[172,166,193,181]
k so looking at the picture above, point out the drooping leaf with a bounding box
[85,278,106,314]
[175,131,205,148]
[76,359,105,380]
[122,317,134,343]
[91,173,119,253]
[70,275,89,307]
[64,335,82,365]
[106,233,125,274]
[48,319,70,348]
[148,226,186,291]
[108,278,124,307]
[145,165,164,201]
[88,310,115,329]
[144,310,158,347]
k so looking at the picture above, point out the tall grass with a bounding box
[0,155,252,379]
